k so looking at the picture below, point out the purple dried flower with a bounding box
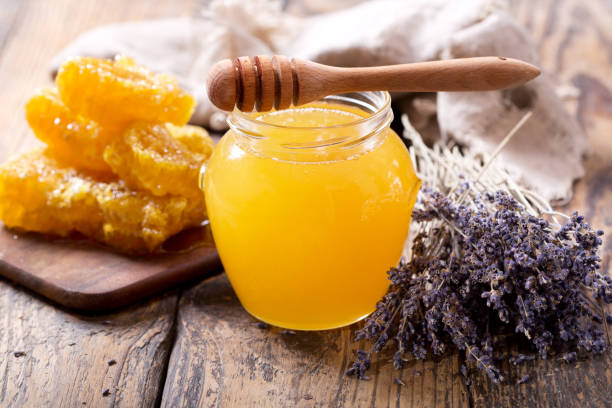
[348,188,610,384]
[517,374,531,384]
[509,354,535,366]
[345,350,371,380]
[558,351,577,363]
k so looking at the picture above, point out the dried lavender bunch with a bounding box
[347,115,610,383]
[347,188,610,383]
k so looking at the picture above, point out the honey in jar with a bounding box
[202,92,420,330]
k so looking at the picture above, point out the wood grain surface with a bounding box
[0,0,610,407]
[161,274,467,408]
[0,226,220,311]
[0,280,177,407]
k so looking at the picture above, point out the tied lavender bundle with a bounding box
[347,114,611,383]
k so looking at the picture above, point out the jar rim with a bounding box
[225,91,393,162]
[228,91,392,132]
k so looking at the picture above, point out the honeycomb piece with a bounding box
[93,182,205,253]
[56,56,195,127]
[25,89,116,174]
[166,123,215,162]
[0,148,105,237]
[0,149,205,253]
[104,122,213,197]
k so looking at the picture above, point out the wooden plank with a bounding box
[161,273,469,408]
[0,0,199,406]
[467,337,612,407]
[0,226,220,312]
[464,0,612,406]
[0,281,177,406]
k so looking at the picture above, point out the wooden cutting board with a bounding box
[0,225,221,312]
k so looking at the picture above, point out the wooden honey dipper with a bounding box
[206,55,540,112]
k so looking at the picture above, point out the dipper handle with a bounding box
[206,55,540,112]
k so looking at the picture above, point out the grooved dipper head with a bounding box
[206,58,237,111]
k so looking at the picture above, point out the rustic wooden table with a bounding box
[0,0,610,407]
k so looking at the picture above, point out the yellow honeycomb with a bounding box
[0,148,104,237]
[0,56,211,253]
[0,149,205,253]
[25,89,116,174]
[104,122,214,197]
[166,123,215,161]
[56,56,195,127]
[94,182,205,253]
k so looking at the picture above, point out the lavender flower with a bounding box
[347,188,610,383]
[509,354,535,366]
[517,374,531,384]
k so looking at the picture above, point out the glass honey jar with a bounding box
[201,91,420,330]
